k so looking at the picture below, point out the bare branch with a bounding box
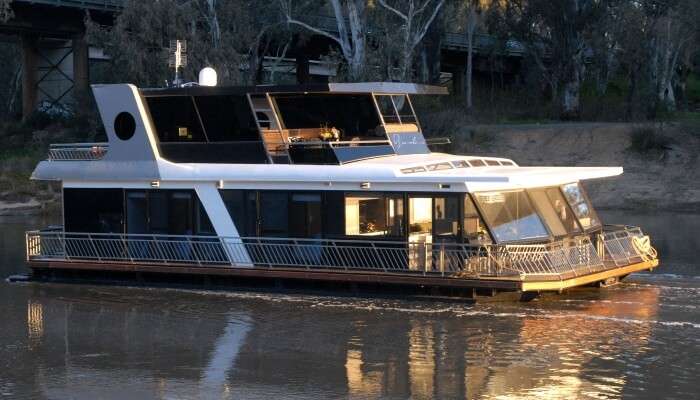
[412,0,445,47]
[377,0,408,21]
[278,0,342,46]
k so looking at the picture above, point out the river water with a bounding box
[0,212,698,399]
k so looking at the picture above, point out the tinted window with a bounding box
[194,95,259,141]
[125,190,211,236]
[146,96,206,142]
[274,94,382,138]
[260,192,288,236]
[474,190,549,243]
[64,188,123,233]
[289,194,322,238]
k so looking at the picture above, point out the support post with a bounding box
[21,34,39,119]
[72,33,89,113]
[296,52,310,84]
[452,65,465,98]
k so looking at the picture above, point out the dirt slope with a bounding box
[449,122,700,211]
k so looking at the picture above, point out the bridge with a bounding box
[2,0,523,118]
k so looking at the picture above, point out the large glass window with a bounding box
[433,196,459,238]
[260,192,288,237]
[409,197,432,235]
[125,190,212,236]
[345,193,404,237]
[146,96,206,142]
[193,95,259,141]
[290,194,322,238]
[274,94,382,139]
[529,188,582,236]
[64,188,123,233]
[528,188,573,237]
[463,195,491,244]
[561,183,601,230]
[474,190,549,243]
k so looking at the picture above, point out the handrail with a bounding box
[284,139,393,147]
[47,143,109,161]
[25,226,655,281]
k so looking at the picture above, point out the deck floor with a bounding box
[26,258,659,294]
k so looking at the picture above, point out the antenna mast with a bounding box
[168,40,188,87]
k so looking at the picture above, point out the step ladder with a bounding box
[247,93,291,164]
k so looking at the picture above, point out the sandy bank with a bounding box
[449,122,700,212]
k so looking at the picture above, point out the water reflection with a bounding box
[2,213,697,399]
[338,287,661,400]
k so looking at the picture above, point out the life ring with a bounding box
[632,235,657,262]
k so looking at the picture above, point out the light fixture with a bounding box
[360,182,371,189]
[439,183,451,189]
[150,181,160,188]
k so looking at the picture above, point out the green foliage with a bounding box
[687,73,700,104]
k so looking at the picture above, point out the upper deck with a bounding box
[32,82,622,192]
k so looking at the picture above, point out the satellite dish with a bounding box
[199,67,218,87]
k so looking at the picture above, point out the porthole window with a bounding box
[114,112,136,140]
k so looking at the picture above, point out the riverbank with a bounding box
[445,121,700,212]
[1,121,698,215]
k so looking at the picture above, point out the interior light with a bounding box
[360,182,371,189]
[150,181,160,188]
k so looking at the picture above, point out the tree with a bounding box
[503,0,612,119]
[377,0,445,81]
[279,0,368,81]
[647,0,698,111]
[87,0,263,86]
[0,0,13,23]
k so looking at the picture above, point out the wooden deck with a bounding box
[26,258,659,297]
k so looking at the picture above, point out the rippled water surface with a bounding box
[1,212,698,399]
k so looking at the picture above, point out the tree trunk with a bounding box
[465,8,476,110]
[560,46,585,120]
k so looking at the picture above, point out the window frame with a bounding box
[560,182,602,233]
[471,189,552,244]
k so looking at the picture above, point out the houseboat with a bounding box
[25,81,659,299]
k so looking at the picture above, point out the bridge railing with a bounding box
[13,0,125,11]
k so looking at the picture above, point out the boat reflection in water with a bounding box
[23,285,660,399]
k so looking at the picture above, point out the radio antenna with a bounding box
[168,40,188,87]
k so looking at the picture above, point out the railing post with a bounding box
[87,233,102,262]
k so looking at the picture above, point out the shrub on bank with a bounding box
[628,125,673,156]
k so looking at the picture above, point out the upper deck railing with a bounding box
[47,143,109,161]
[26,226,655,282]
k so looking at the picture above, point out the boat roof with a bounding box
[38,152,622,192]
[139,82,449,97]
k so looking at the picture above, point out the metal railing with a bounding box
[26,226,655,281]
[14,0,125,11]
[47,143,109,161]
[599,225,655,267]
[499,237,604,280]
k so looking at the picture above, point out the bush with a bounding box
[628,125,672,155]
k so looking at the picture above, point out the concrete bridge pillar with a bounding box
[72,32,89,112]
[21,34,39,119]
